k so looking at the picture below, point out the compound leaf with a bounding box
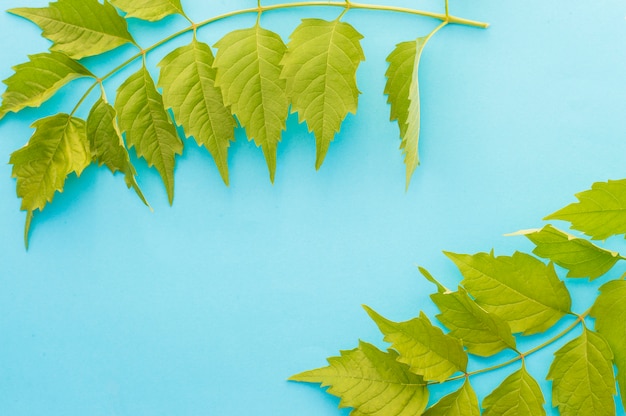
[280,18,364,169]
[115,64,182,204]
[482,362,546,416]
[158,38,235,185]
[0,52,94,119]
[545,179,626,240]
[213,24,288,182]
[109,0,186,22]
[365,306,467,382]
[9,0,135,60]
[445,251,571,335]
[513,225,622,280]
[423,379,479,416]
[290,341,429,416]
[590,280,626,410]
[547,327,615,416]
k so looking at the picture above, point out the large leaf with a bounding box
[365,306,467,382]
[213,24,288,182]
[547,327,615,416]
[445,251,571,335]
[0,52,94,119]
[115,64,183,204]
[109,0,186,22]
[482,363,546,416]
[158,38,235,185]
[513,225,622,279]
[9,0,135,60]
[423,379,479,416]
[545,179,626,240]
[590,280,626,410]
[290,341,428,416]
[280,18,364,169]
[86,97,148,207]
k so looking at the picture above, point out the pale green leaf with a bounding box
[115,64,183,204]
[590,280,626,410]
[482,362,546,416]
[280,18,364,169]
[290,341,429,416]
[423,379,479,416]
[364,306,467,382]
[0,52,94,119]
[514,225,622,280]
[547,327,616,416]
[86,97,148,207]
[445,251,571,335]
[213,24,288,182]
[158,38,235,185]
[109,0,186,22]
[9,0,135,59]
[545,179,626,240]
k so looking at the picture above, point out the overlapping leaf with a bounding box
[115,64,182,204]
[158,38,235,185]
[445,251,571,335]
[281,18,364,169]
[0,52,94,119]
[547,327,615,416]
[423,380,479,416]
[213,24,288,182]
[9,0,135,59]
[110,0,186,22]
[365,306,467,382]
[290,341,429,416]
[482,363,546,416]
[545,179,626,240]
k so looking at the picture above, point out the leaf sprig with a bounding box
[292,178,626,415]
[0,0,487,247]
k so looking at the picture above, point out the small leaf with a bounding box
[545,179,626,240]
[86,97,148,207]
[423,379,479,416]
[445,251,571,335]
[364,306,467,382]
[213,24,288,182]
[547,327,616,416]
[280,18,364,169]
[0,52,94,119]
[158,38,235,185]
[482,362,546,416]
[290,341,429,416]
[10,0,135,59]
[514,225,622,279]
[590,280,626,410]
[109,0,186,22]
[115,64,183,204]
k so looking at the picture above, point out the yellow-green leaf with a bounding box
[280,18,364,169]
[109,0,186,22]
[423,379,479,416]
[482,363,546,416]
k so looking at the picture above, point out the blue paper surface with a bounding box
[0,0,625,414]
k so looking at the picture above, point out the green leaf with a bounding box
[213,24,288,182]
[590,280,626,410]
[0,52,94,119]
[513,225,622,280]
[280,18,364,169]
[115,64,183,204]
[547,327,616,416]
[86,97,149,207]
[545,179,626,240]
[109,0,186,22]
[423,379,479,416]
[482,362,546,416]
[158,38,235,185]
[364,306,467,382]
[384,37,427,189]
[445,251,571,335]
[290,341,429,416]
[9,0,135,60]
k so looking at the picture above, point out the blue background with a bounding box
[1,0,625,414]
